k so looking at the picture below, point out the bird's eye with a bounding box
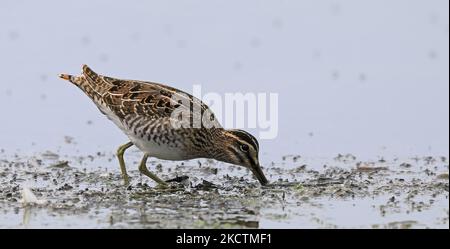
[240,144,249,152]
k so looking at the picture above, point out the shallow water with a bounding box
[0,150,448,228]
[0,1,448,228]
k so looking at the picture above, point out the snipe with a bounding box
[59,65,268,187]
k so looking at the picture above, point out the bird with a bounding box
[59,65,268,187]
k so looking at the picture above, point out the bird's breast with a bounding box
[129,134,196,160]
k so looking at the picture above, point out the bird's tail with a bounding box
[59,65,110,101]
[59,71,85,86]
[58,73,76,82]
[58,64,91,86]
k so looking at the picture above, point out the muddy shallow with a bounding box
[0,149,448,228]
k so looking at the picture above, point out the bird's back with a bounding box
[63,65,221,127]
[60,65,223,159]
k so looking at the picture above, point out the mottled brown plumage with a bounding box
[59,65,268,186]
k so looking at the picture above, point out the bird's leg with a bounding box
[117,141,133,185]
[139,154,168,188]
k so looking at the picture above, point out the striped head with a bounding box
[214,129,269,185]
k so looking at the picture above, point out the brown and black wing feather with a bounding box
[72,65,221,129]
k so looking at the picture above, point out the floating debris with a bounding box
[48,161,70,169]
[20,186,47,205]
[194,180,217,190]
[166,175,189,183]
[41,151,60,160]
[400,163,412,168]
[436,173,449,180]
[64,136,75,144]
[356,162,389,172]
